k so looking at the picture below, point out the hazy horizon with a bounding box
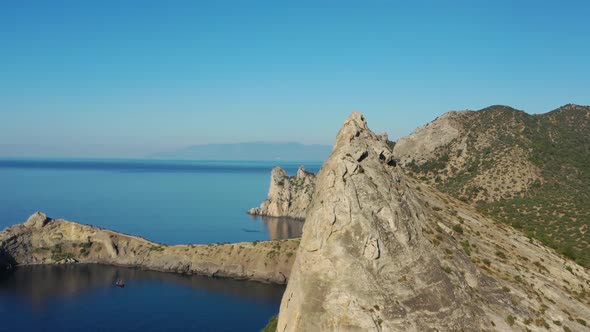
[2,1,589,158]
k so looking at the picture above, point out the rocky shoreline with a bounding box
[0,212,298,284]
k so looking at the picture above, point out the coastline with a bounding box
[0,212,299,285]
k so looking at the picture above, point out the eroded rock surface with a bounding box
[248,165,316,219]
[0,212,298,284]
[277,112,590,331]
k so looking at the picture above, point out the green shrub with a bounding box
[149,245,165,252]
[495,251,507,259]
[452,224,464,235]
[506,315,516,326]
[460,240,471,256]
[261,315,278,332]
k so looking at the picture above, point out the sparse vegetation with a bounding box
[495,251,507,259]
[452,224,464,235]
[51,244,73,261]
[460,240,471,256]
[401,105,590,267]
[149,245,165,252]
[79,241,93,257]
[261,315,278,332]
[506,315,516,326]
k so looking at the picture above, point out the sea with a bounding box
[0,158,322,331]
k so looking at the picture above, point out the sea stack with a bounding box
[248,165,315,220]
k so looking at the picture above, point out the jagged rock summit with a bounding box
[248,165,315,220]
[276,112,590,331]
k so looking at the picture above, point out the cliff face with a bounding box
[277,112,590,331]
[248,165,316,220]
[0,212,298,284]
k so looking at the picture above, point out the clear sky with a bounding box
[1,1,589,158]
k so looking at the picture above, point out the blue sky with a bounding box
[1,0,589,157]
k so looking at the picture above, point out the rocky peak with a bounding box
[279,112,468,330]
[248,166,316,220]
[296,165,308,179]
[23,211,51,228]
[275,111,590,331]
[297,111,416,257]
[268,166,289,197]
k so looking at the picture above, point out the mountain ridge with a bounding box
[394,103,590,267]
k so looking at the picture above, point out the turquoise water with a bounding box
[0,158,321,331]
[0,158,320,244]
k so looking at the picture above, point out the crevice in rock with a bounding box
[357,151,369,162]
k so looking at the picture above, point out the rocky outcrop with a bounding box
[248,165,316,220]
[277,112,590,331]
[393,111,462,166]
[0,212,298,284]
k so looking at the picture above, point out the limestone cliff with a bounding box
[277,112,590,331]
[248,165,316,220]
[0,212,298,284]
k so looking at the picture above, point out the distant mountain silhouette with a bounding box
[149,142,331,161]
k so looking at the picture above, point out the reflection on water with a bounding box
[0,265,285,331]
[253,216,305,240]
[0,264,284,305]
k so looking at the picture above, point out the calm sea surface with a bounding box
[0,158,321,331]
[0,264,285,332]
[0,158,321,243]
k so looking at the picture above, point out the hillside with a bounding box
[394,104,590,267]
